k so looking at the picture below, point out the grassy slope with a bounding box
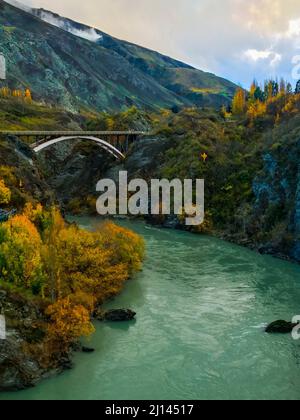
[0,98,86,130]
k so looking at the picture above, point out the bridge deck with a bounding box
[0,131,146,136]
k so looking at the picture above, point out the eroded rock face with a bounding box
[0,136,54,207]
[0,336,42,391]
[0,290,45,391]
[249,139,300,263]
[0,290,70,391]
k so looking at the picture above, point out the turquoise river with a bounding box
[1,217,300,400]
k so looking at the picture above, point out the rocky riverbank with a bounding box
[0,287,137,391]
[0,289,72,391]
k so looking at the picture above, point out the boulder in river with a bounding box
[265,320,299,334]
[81,346,95,353]
[103,309,136,322]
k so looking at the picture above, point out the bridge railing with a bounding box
[0,131,147,136]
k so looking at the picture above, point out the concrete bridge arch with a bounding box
[33,135,126,159]
[0,131,147,160]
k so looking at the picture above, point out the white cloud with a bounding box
[243,49,282,67]
[38,11,102,42]
[69,28,102,43]
[244,50,272,62]
[286,19,300,38]
[4,1,103,43]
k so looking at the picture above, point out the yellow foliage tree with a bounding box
[247,100,267,121]
[0,179,11,205]
[249,81,257,99]
[0,215,44,292]
[24,88,32,102]
[99,222,145,274]
[12,89,22,98]
[232,88,246,115]
[41,208,66,301]
[220,105,231,119]
[46,224,141,307]
[0,87,10,97]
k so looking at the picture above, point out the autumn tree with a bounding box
[220,105,231,119]
[50,223,135,304]
[247,100,267,122]
[0,179,11,205]
[0,215,45,294]
[46,297,95,351]
[232,88,246,115]
[0,87,10,97]
[12,89,22,98]
[265,80,279,100]
[0,86,32,102]
[41,208,66,301]
[24,88,32,102]
[249,80,258,99]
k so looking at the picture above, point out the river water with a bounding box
[1,217,300,400]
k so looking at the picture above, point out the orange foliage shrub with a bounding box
[46,297,95,350]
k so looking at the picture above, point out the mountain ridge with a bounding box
[0,0,238,112]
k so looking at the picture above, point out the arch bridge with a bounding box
[0,131,147,160]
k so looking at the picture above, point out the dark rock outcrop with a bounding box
[102,309,136,322]
[81,346,95,353]
[265,320,299,334]
[0,336,43,391]
[0,290,45,391]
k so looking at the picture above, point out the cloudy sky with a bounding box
[7,0,300,87]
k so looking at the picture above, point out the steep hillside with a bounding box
[0,97,86,130]
[0,1,237,112]
[32,7,236,108]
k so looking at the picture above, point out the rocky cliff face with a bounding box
[0,289,72,391]
[249,138,300,262]
[0,289,44,391]
[36,139,115,212]
[0,135,54,208]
